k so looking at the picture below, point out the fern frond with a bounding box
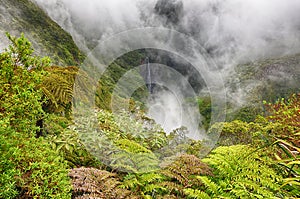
[115,139,151,153]
[119,174,141,190]
[160,154,212,187]
[41,73,73,104]
[143,183,167,194]
[196,176,218,194]
[138,173,164,184]
[158,181,184,195]
[183,188,211,199]
[69,167,131,199]
[201,145,284,198]
[40,65,94,115]
[110,139,160,173]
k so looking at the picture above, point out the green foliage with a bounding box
[46,128,101,168]
[40,66,77,117]
[95,50,148,110]
[0,120,21,199]
[264,94,300,196]
[47,128,79,156]
[198,145,283,198]
[43,113,102,168]
[186,140,204,157]
[197,96,261,130]
[159,154,212,197]
[160,127,193,158]
[209,120,253,146]
[41,67,74,110]
[40,65,94,119]
[0,124,72,198]
[229,105,262,122]
[44,114,71,135]
[117,154,212,198]
[4,0,84,65]
[98,109,167,151]
[0,33,49,133]
[161,127,206,158]
[69,167,131,199]
[4,32,300,199]
[197,97,211,130]
[0,33,73,198]
[265,94,300,141]
[74,109,162,173]
[206,94,300,197]
[183,188,211,199]
[120,172,166,198]
[111,139,160,173]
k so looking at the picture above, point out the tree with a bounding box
[0,33,50,134]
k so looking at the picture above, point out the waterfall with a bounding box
[145,57,153,93]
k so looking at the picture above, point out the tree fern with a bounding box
[115,138,152,154]
[111,139,160,173]
[42,73,73,106]
[183,188,211,199]
[199,145,284,198]
[40,65,94,116]
[161,154,212,187]
[159,154,212,197]
[39,66,75,117]
[69,167,131,199]
[120,172,166,197]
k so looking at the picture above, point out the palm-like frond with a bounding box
[69,167,131,199]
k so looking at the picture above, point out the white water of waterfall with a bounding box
[146,57,153,93]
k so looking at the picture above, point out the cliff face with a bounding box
[0,0,84,65]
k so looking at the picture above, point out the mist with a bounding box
[33,0,300,135]
[33,0,300,61]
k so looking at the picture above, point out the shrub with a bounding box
[0,124,72,198]
[46,127,102,168]
[0,33,49,134]
[0,120,21,198]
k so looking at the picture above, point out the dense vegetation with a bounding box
[0,34,299,198]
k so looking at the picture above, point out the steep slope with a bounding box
[225,53,300,121]
[234,53,300,102]
[0,0,84,65]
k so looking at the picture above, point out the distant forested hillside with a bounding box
[0,0,84,65]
